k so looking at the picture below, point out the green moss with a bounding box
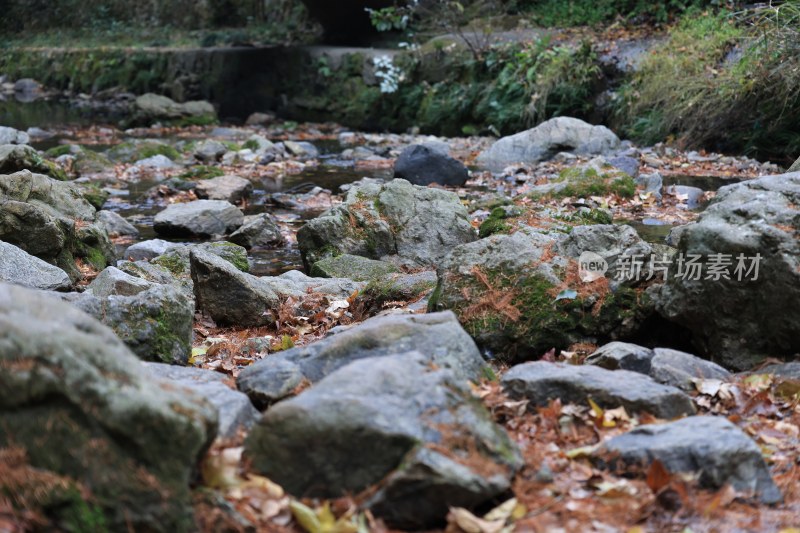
[179,166,224,181]
[78,184,109,210]
[554,168,636,199]
[152,254,187,276]
[557,208,613,226]
[206,242,249,272]
[151,309,190,365]
[46,145,73,158]
[138,144,180,161]
[478,207,513,238]
[242,139,260,151]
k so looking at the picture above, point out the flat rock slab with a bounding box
[0,240,71,291]
[238,310,486,408]
[244,352,520,529]
[143,363,259,438]
[154,199,243,237]
[594,416,781,504]
[310,253,398,281]
[586,341,730,391]
[502,361,695,419]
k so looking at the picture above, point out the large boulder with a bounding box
[430,224,653,361]
[297,178,476,269]
[237,311,486,408]
[594,416,781,504]
[0,240,71,291]
[393,143,469,187]
[0,283,217,531]
[0,144,68,181]
[244,352,521,529]
[502,361,696,419]
[655,173,800,369]
[131,93,216,126]
[56,270,194,365]
[477,117,621,170]
[154,200,243,237]
[190,248,279,327]
[0,170,115,280]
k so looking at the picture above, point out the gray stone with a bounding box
[228,213,284,249]
[665,184,706,209]
[262,269,364,300]
[88,266,153,297]
[97,210,139,237]
[56,282,194,365]
[310,253,398,281]
[477,117,621,170]
[656,173,800,369]
[0,144,67,180]
[194,174,252,203]
[636,172,663,200]
[154,200,243,237]
[501,361,696,418]
[143,363,259,438]
[0,126,29,145]
[237,311,486,408]
[283,140,319,158]
[606,155,640,178]
[393,143,469,186]
[0,170,114,280]
[361,270,438,304]
[122,239,181,261]
[73,148,114,175]
[298,178,475,269]
[133,154,179,169]
[0,282,216,531]
[193,139,227,162]
[595,416,781,504]
[0,240,71,291]
[190,248,278,327]
[244,352,520,529]
[758,362,800,379]
[586,342,730,391]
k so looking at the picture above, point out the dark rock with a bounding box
[237,311,485,408]
[97,210,139,237]
[393,143,469,186]
[0,144,68,180]
[190,248,278,327]
[123,239,181,261]
[502,361,696,418]
[228,213,284,249]
[244,352,520,529]
[595,416,781,504]
[310,253,398,281]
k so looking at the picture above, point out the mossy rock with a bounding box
[179,165,225,181]
[310,254,398,281]
[553,166,636,199]
[75,182,110,210]
[0,144,68,181]
[73,148,115,175]
[106,140,180,163]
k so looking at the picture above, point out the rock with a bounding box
[13,78,41,102]
[393,143,469,186]
[665,184,706,209]
[58,279,194,364]
[477,117,621,170]
[261,269,364,301]
[606,155,640,178]
[106,140,179,164]
[193,139,227,162]
[153,241,250,275]
[245,134,276,154]
[360,270,438,305]
[88,266,153,297]
[123,239,182,261]
[238,311,486,408]
[431,225,653,360]
[228,213,284,249]
[133,154,179,169]
[244,352,521,528]
[143,363,259,438]
[0,144,68,180]
[586,342,730,391]
[310,253,398,281]
[594,416,781,504]
[0,126,29,145]
[0,240,71,291]
[190,248,278,327]
[97,210,139,237]
[0,170,114,280]
[132,93,216,126]
[245,112,274,126]
[502,361,696,418]
[297,178,475,269]
[154,200,243,237]
[194,174,252,203]
[788,156,800,173]
[73,148,114,175]
[655,173,800,369]
[283,140,319,158]
[636,172,663,200]
[0,283,217,531]
[757,362,800,379]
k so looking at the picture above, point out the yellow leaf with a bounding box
[448,507,505,533]
[290,501,321,533]
[588,397,604,418]
[483,498,517,522]
[566,443,599,459]
[318,503,337,531]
